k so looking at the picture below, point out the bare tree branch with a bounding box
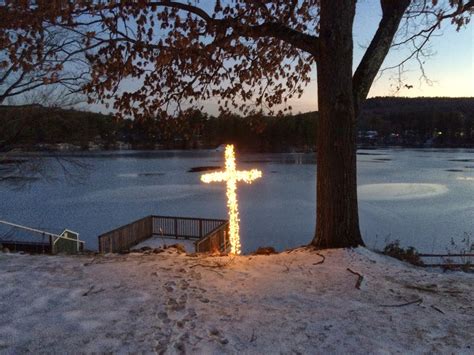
[356,0,474,107]
[353,0,411,116]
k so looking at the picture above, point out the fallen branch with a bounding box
[188,263,224,276]
[83,258,97,267]
[404,284,438,293]
[346,268,363,289]
[91,288,105,295]
[190,261,229,269]
[189,255,235,269]
[380,298,423,307]
[313,253,325,265]
[430,305,445,314]
[249,329,257,343]
[82,285,95,296]
[404,284,463,295]
[442,290,464,294]
[189,263,223,269]
[285,246,303,254]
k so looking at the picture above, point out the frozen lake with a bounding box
[0,149,473,253]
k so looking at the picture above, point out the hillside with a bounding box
[0,247,472,353]
[2,97,474,151]
[363,97,474,115]
[0,105,117,150]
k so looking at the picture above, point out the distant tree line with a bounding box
[359,97,474,147]
[0,105,317,152]
[1,97,473,152]
[0,105,118,151]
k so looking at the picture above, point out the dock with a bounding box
[98,215,230,254]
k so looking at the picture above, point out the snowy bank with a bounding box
[0,247,472,354]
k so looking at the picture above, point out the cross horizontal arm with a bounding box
[235,170,262,183]
[201,171,229,183]
[201,169,262,184]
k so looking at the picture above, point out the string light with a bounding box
[201,144,262,254]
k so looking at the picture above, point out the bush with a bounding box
[383,240,423,266]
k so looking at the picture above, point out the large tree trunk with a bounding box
[312,0,364,248]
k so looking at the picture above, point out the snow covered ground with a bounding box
[0,247,472,354]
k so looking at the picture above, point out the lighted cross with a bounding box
[201,144,262,254]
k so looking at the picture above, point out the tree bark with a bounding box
[312,0,364,248]
[353,0,411,116]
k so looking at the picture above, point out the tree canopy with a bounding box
[1,1,472,115]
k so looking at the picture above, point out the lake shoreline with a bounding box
[4,145,474,156]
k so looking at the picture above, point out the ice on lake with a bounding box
[358,183,449,201]
[0,148,472,254]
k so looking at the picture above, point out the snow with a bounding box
[0,247,472,353]
[132,236,196,253]
[358,183,449,201]
[58,184,208,203]
[457,176,474,181]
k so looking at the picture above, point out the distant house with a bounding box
[88,142,102,151]
[56,143,80,151]
[215,144,226,152]
[116,141,131,150]
[358,130,379,146]
[365,131,378,139]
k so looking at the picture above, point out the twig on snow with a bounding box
[430,305,445,314]
[189,263,220,269]
[90,287,105,295]
[249,328,257,343]
[346,268,364,289]
[404,284,437,293]
[189,255,236,269]
[82,285,95,296]
[313,253,326,265]
[380,298,423,307]
[83,258,97,267]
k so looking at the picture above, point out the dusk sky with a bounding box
[292,0,474,114]
[83,1,474,115]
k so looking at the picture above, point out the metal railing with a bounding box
[0,220,84,254]
[98,215,229,253]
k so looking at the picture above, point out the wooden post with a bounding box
[199,219,203,238]
[224,230,227,253]
[49,235,53,254]
[174,218,178,237]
